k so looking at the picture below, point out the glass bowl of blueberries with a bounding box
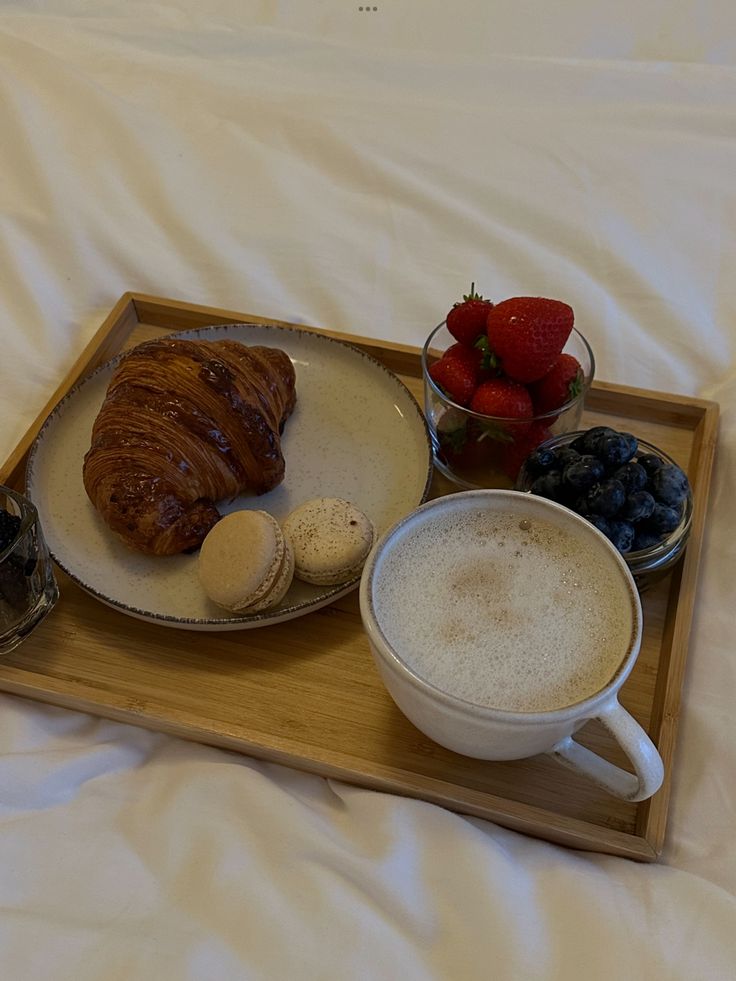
[0,484,59,654]
[514,426,692,590]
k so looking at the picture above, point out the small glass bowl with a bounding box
[0,485,59,655]
[514,432,693,590]
[422,322,595,489]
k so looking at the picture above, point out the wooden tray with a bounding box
[0,292,719,861]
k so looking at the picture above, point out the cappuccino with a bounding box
[372,507,635,713]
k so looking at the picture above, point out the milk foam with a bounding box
[373,509,634,712]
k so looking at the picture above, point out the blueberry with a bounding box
[21,555,37,577]
[646,502,682,536]
[530,472,564,502]
[554,447,582,469]
[0,562,28,610]
[585,513,612,537]
[571,495,590,515]
[637,453,664,478]
[620,433,638,459]
[569,434,589,454]
[632,528,662,551]
[0,508,21,552]
[606,519,635,554]
[579,426,617,455]
[650,464,690,508]
[563,456,606,492]
[612,461,648,494]
[598,433,637,468]
[523,446,558,477]
[587,478,626,518]
[622,490,656,523]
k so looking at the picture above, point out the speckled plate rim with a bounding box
[25,323,434,630]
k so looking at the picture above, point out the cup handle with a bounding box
[548,699,664,802]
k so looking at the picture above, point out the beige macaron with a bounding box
[283,497,375,586]
[198,509,294,613]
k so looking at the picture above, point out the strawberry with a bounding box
[529,353,583,414]
[446,283,494,347]
[502,421,554,481]
[445,341,497,382]
[437,417,491,471]
[444,342,479,368]
[486,297,574,384]
[470,378,533,420]
[428,349,478,407]
[472,335,499,379]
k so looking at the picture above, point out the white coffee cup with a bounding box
[359,489,664,802]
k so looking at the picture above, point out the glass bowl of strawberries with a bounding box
[422,288,595,489]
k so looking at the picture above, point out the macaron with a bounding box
[283,497,375,586]
[198,509,294,613]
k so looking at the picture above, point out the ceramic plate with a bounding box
[26,324,433,629]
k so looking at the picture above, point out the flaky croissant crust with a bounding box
[83,337,297,555]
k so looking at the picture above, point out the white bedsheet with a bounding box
[1,3,735,978]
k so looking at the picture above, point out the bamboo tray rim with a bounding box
[0,291,720,862]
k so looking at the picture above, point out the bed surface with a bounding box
[1,3,734,978]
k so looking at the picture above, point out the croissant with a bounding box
[83,336,297,556]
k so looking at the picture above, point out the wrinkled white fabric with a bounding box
[1,3,735,979]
